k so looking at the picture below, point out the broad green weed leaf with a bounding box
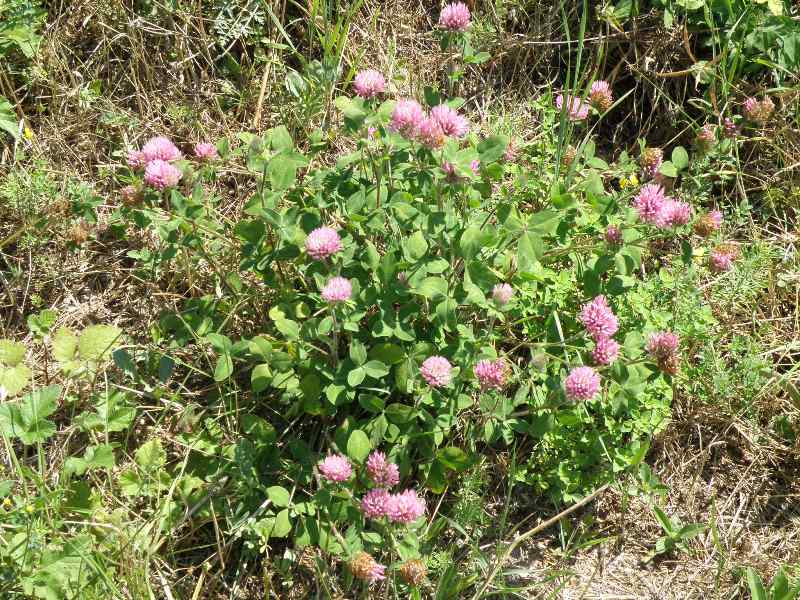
[267,485,291,507]
[135,439,166,471]
[0,340,26,366]
[78,325,122,361]
[0,364,31,396]
[347,429,371,462]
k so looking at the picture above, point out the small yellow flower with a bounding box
[2,498,12,509]
[25,504,34,514]
[630,174,639,186]
[24,126,34,140]
[619,177,630,189]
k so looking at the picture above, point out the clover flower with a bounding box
[321,277,352,303]
[305,227,342,260]
[492,283,514,306]
[416,117,446,149]
[366,451,400,487]
[744,96,774,125]
[646,331,679,361]
[439,2,471,31]
[709,243,738,272]
[390,99,425,136]
[142,136,182,162]
[360,488,391,519]
[655,199,692,228]
[399,559,427,586]
[350,552,386,583]
[318,454,352,482]
[640,147,663,179]
[561,145,577,168]
[605,225,622,245]
[722,117,739,139]
[420,356,453,387]
[430,104,469,138]
[194,142,218,160]
[579,295,619,340]
[695,124,716,152]
[632,184,667,224]
[144,159,182,189]
[474,359,508,390]
[592,337,620,366]
[555,94,590,121]
[503,138,518,162]
[353,69,386,99]
[127,149,146,169]
[589,80,613,112]
[693,210,723,237]
[386,489,426,524]
[565,366,601,401]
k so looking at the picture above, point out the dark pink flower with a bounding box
[632,184,667,224]
[646,332,679,361]
[144,159,182,189]
[439,2,471,31]
[430,105,469,138]
[474,359,508,390]
[592,337,620,366]
[305,227,342,260]
[416,117,446,149]
[589,80,613,112]
[386,489,426,524]
[605,225,622,245]
[361,488,391,519]
[127,149,146,169]
[366,451,401,488]
[353,69,386,99]
[194,142,218,160]
[420,356,453,387]
[579,295,619,340]
[390,99,425,136]
[318,454,352,482]
[142,136,182,162]
[555,94,589,121]
[565,366,601,401]
[321,277,352,303]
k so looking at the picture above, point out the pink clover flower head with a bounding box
[360,488,391,519]
[430,104,469,138]
[696,124,716,151]
[640,147,663,179]
[142,136,182,162]
[744,96,774,124]
[470,159,480,174]
[127,149,146,169]
[367,126,378,139]
[565,366,601,401]
[439,2,471,31]
[722,117,740,138]
[420,356,453,387]
[390,99,425,136]
[144,159,182,190]
[366,451,401,487]
[646,331,679,361]
[305,226,342,260]
[589,80,613,112]
[321,276,352,303]
[579,295,619,340]
[592,337,620,366]
[656,199,692,228]
[353,69,386,99]
[386,489,426,524]
[350,552,386,583]
[694,210,723,237]
[319,454,352,482]
[555,94,589,121]
[416,116,446,149]
[503,138,518,162]
[632,183,667,224]
[474,359,508,391]
[605,225,622,245]
[194,142,218,160]
[492,283,514,306]
[710,250,734,272]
